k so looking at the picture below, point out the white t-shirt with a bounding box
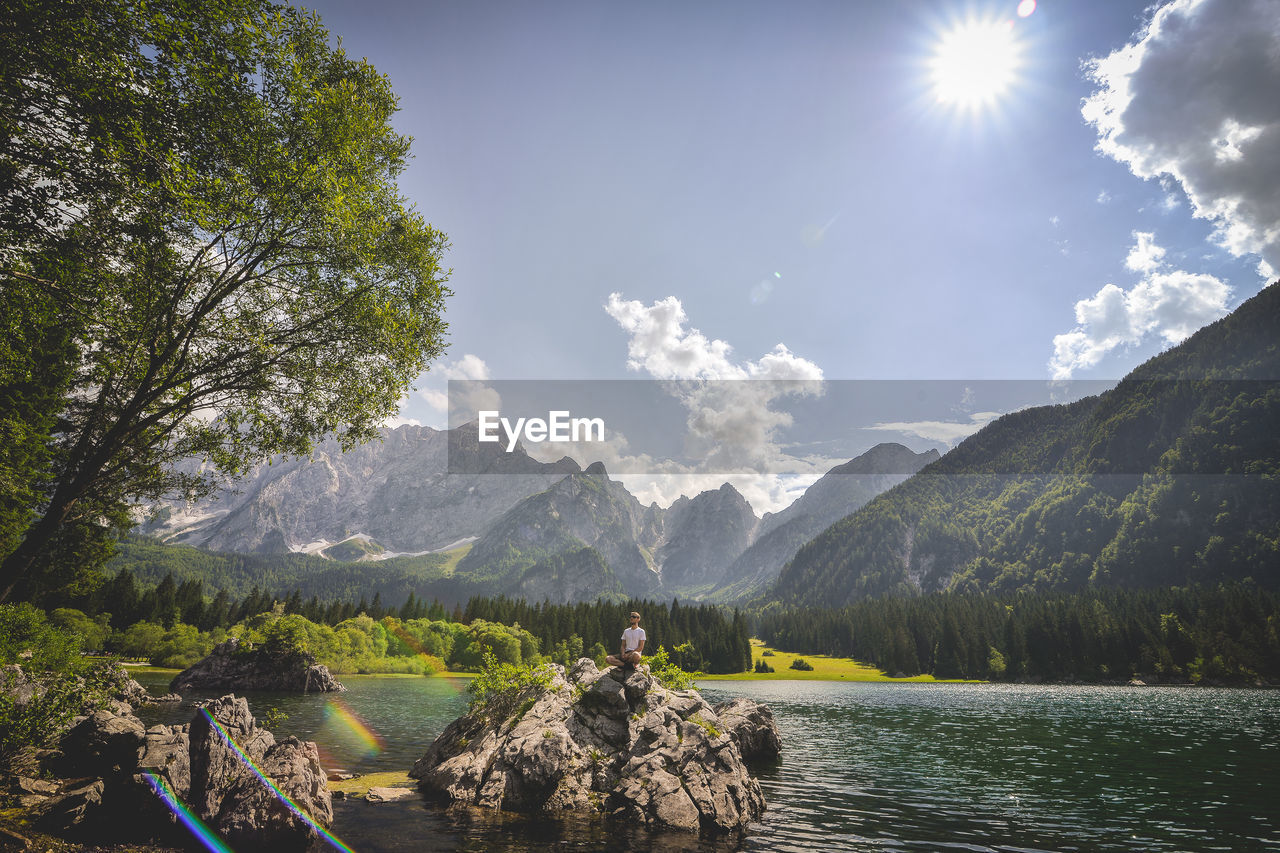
[622,626,646,653]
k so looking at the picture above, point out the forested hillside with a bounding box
[106,535,484,607]
[772,282,1280,607]
[757,584,1280,684]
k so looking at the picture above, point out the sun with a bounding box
[930,19,1022,109]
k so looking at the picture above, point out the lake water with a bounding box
[133,672,1280,852]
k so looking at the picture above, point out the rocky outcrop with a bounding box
[713,698,781,764]
[9,689,331,852]
[103,663,183,707]
[410,659,771,833]
[187,695,332,850]
[171,638,345,693]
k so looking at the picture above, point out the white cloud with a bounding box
[440,353,491,381]
[867,412,1001,446]
[415,353,499,424]
[1050,233,1231,378]
[1125,231,1166,273]
[1082,0,1280,278]
[419,388,449,412]
[603,292,828,512]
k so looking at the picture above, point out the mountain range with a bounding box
[136,282,1280,608]
[140,424,935,603]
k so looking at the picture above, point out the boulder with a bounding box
[136,723,193,800]
[33,779,105,833]
[100,663,183,708]
[14,692,331,851]
[0,663,43,706]
[188,695,333,851]
[56,709,147,778]
[713,698,781,764]
[410,660,770,833]
[171,638,345,693]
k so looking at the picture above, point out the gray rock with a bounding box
[410,659,770,833]
[189,694,333,851]
[33,780,104,832]
[366,786,415,802]
[3,681,331,851]
[171,637,345,693]
[102,663,181,707]
[136,723,192,800]
[0,664,42,707]
[714,698,781,764]
[57,709,147,778]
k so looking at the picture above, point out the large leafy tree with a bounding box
[0,0,450,601]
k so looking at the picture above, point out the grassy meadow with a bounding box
[694,639,950,683]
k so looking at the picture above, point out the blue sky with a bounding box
[296,0,1280,509]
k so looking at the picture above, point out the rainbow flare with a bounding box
[323,697,385,760]
[385,622,447,673]
[200,708,356,853]
[142,772,234,853]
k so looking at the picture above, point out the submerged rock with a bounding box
[409,660,774,833]
[171,638,345,693]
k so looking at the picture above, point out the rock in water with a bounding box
[188,695,333,850]
[713,698,782,764]
[409,660,772,833]
[171,638,345,693]
[15,690,332,852]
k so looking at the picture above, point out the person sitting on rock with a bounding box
[606,611,645,670]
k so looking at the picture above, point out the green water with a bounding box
[133,672,1280,851]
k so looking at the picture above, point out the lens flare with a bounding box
[323,697,385,760]
[143,773,234,853]
[1017,0,1037,18]
[201,709,356,853]
[384,622,447,673]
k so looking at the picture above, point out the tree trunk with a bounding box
[0,507,69,603]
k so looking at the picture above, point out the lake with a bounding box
[133,671,1280,851]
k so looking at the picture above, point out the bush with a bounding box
[754,659,775,673]
[1,602,86,673]
[646,646,695,690]
[0,604,111,761]
[789,657,814,671]
[468,650,554,722]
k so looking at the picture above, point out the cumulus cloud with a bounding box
[604,293,823,383]
[440,353,491,381]
[1125,231,1166,273]
[1050,233,1231,378]
[1082,0,1280,278]
[416,354,500,423]
[603,293,827,512]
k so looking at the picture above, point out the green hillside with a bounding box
[106,536,480,606]
[771,282,1280,607]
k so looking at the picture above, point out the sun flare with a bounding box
[930,19,1022,109]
